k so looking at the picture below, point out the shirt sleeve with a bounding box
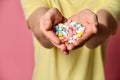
[20,0,49,19]
[100,0,120,23]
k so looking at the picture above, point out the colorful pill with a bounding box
[54,20,85,44]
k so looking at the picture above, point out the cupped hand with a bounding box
[66,9,98,50]
[39,8,69,54]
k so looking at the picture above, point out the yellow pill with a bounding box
[77,32,83,38]
[58,34,63,37]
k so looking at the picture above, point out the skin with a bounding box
[27,7,68,54]
[66,9,98,50]
[27,7,117,54]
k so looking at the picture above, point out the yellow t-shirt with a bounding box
[21,0,120,80]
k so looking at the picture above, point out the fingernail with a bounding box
[55,40,61,45]
[63,50,69,55]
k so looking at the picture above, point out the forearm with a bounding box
[27,7,53,48]
[85,9,117,49]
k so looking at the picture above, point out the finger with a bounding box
[73,42,84,49]
[81,13,98,34]
[60,45,69,55]
[52,41,68,54]
[85,18,98,34]
[65,42,74,51]
[41,18,53,31]
[67,44,74,51]
[43,30,61,44]
[59,44,67,51]
[61,49,69,55]
[40,16,61,45]
[44,8,65,30]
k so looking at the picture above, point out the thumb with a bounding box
[44,19,53,30]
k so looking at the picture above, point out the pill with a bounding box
[54,20,85,44]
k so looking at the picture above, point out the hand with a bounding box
[39,8,69,54]
[66,9,98,50]
[85,9,117,48]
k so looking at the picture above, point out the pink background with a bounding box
[0,0,120,80]
[105,26,120,80]
[0,0,34,80]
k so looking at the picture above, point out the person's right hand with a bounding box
[39,8,69,54]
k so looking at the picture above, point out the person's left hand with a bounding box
[66,9,98,50]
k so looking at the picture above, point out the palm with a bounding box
[66,9,98,50]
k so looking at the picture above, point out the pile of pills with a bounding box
[54,20,85,44]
